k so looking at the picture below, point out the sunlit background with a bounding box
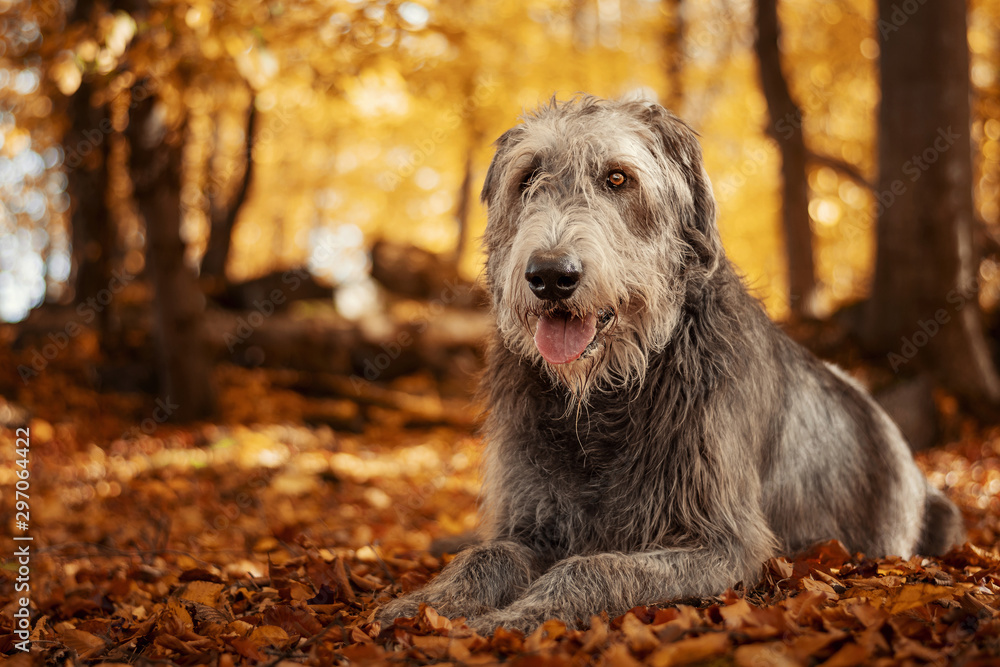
[2,0,999,322]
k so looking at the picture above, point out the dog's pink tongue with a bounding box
[534,312,597,364]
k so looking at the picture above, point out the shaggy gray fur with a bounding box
[376,96,965,635]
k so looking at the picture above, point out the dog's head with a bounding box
[481,96,724,399]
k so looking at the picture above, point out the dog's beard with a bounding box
[498,300,625,403]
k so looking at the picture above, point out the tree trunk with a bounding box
[754,0,818,320]
[200,101,257,289]
[128,90,215,421]
[452,148,474,268]
[662,0,684,113]
[864,0,1000,419]
[67,80,115,341]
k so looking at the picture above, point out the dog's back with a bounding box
[760,325,962,557]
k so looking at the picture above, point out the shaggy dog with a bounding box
[377,96,965,634]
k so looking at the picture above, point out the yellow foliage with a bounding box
[2,0,1000,321]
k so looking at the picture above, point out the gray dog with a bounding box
[376,96,965,635]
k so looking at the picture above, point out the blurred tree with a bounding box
[200,101,257,291]
[65,0,118,350]
[754,0,817,320]
[863,0,1000,418]
[453,148,474,267]
[662,0,684,113]
[67,78,115,340]
[128,89,215,420]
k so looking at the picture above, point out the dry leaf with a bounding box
[621,612,659,654]
[733,642,798,667]
[817,642,868,667]
[648,632,729,667]
[58,628,106,659]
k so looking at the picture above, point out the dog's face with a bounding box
[481,96,723,398]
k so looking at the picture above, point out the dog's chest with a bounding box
[524,413,637,517]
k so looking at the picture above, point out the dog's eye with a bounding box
[520,168,539,192]
[607,170,627,188]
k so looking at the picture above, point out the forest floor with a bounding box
[1,342,1000,666]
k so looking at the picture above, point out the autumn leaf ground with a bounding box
[1,345,1000,665]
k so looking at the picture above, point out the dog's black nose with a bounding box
[525,253,582,301]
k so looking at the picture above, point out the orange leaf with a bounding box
[602,643,643,667]
[179,581,226,608]
[421,605,453,631]
[817,642,868,667]
[718,599,753,628]
[248,624,291,647]
[648,632,729,667]
[621,612,659,654]
[733,642,798,667]
[411,634,451,658]
[882,583,955,614]
[57,628,106,659]
[580,615,609,652]
[801,576,839,600]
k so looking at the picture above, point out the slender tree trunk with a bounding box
[452,148,474,268]
[662,0,684,113]
[754,0,818,320]
[67,80,114,339]
[128,90,215,421]
[200,101,257,288]
[570,0,595,52]
[864,0,1000,419]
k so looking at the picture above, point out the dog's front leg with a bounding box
[467,546,760,635]
[376,540,541,624]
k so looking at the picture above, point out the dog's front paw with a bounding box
[375,594,426,625]
[467,609,554,636]
[377,592,495,626]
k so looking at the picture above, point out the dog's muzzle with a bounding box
[523,252,616,364]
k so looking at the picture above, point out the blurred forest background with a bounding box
[1,0,1000,427]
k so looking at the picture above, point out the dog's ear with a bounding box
[481,127,522,207]
[637,102,723,271]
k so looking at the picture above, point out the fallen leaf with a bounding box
[718,599,754,628]
[647,632,729,667]
[817,642,868,667]
[733,642,798,667]
[602,643,643,667]
[580,615,609,652]
[882,583,955,614]
[57,628,106,659]
[248,624,291,647]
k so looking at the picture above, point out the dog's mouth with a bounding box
[533,306,615,364]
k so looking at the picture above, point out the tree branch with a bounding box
[806,151,874,191]
[201,98,258,282]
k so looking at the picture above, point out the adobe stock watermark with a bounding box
[887,267,996,372]
[392,460,459,524]
[17,268,136,384]
[871,127,960,217]
[844,126,961,242]
[197,469,269,545]
[377,76,498,192]
[120,396,179,440]
[181,103,295,218]
[714,146,769,203]
[64,66,168,172]
[222,267,312,353]
[223,234,345,353]
[877,0,930,40]
[349,278,474,392]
